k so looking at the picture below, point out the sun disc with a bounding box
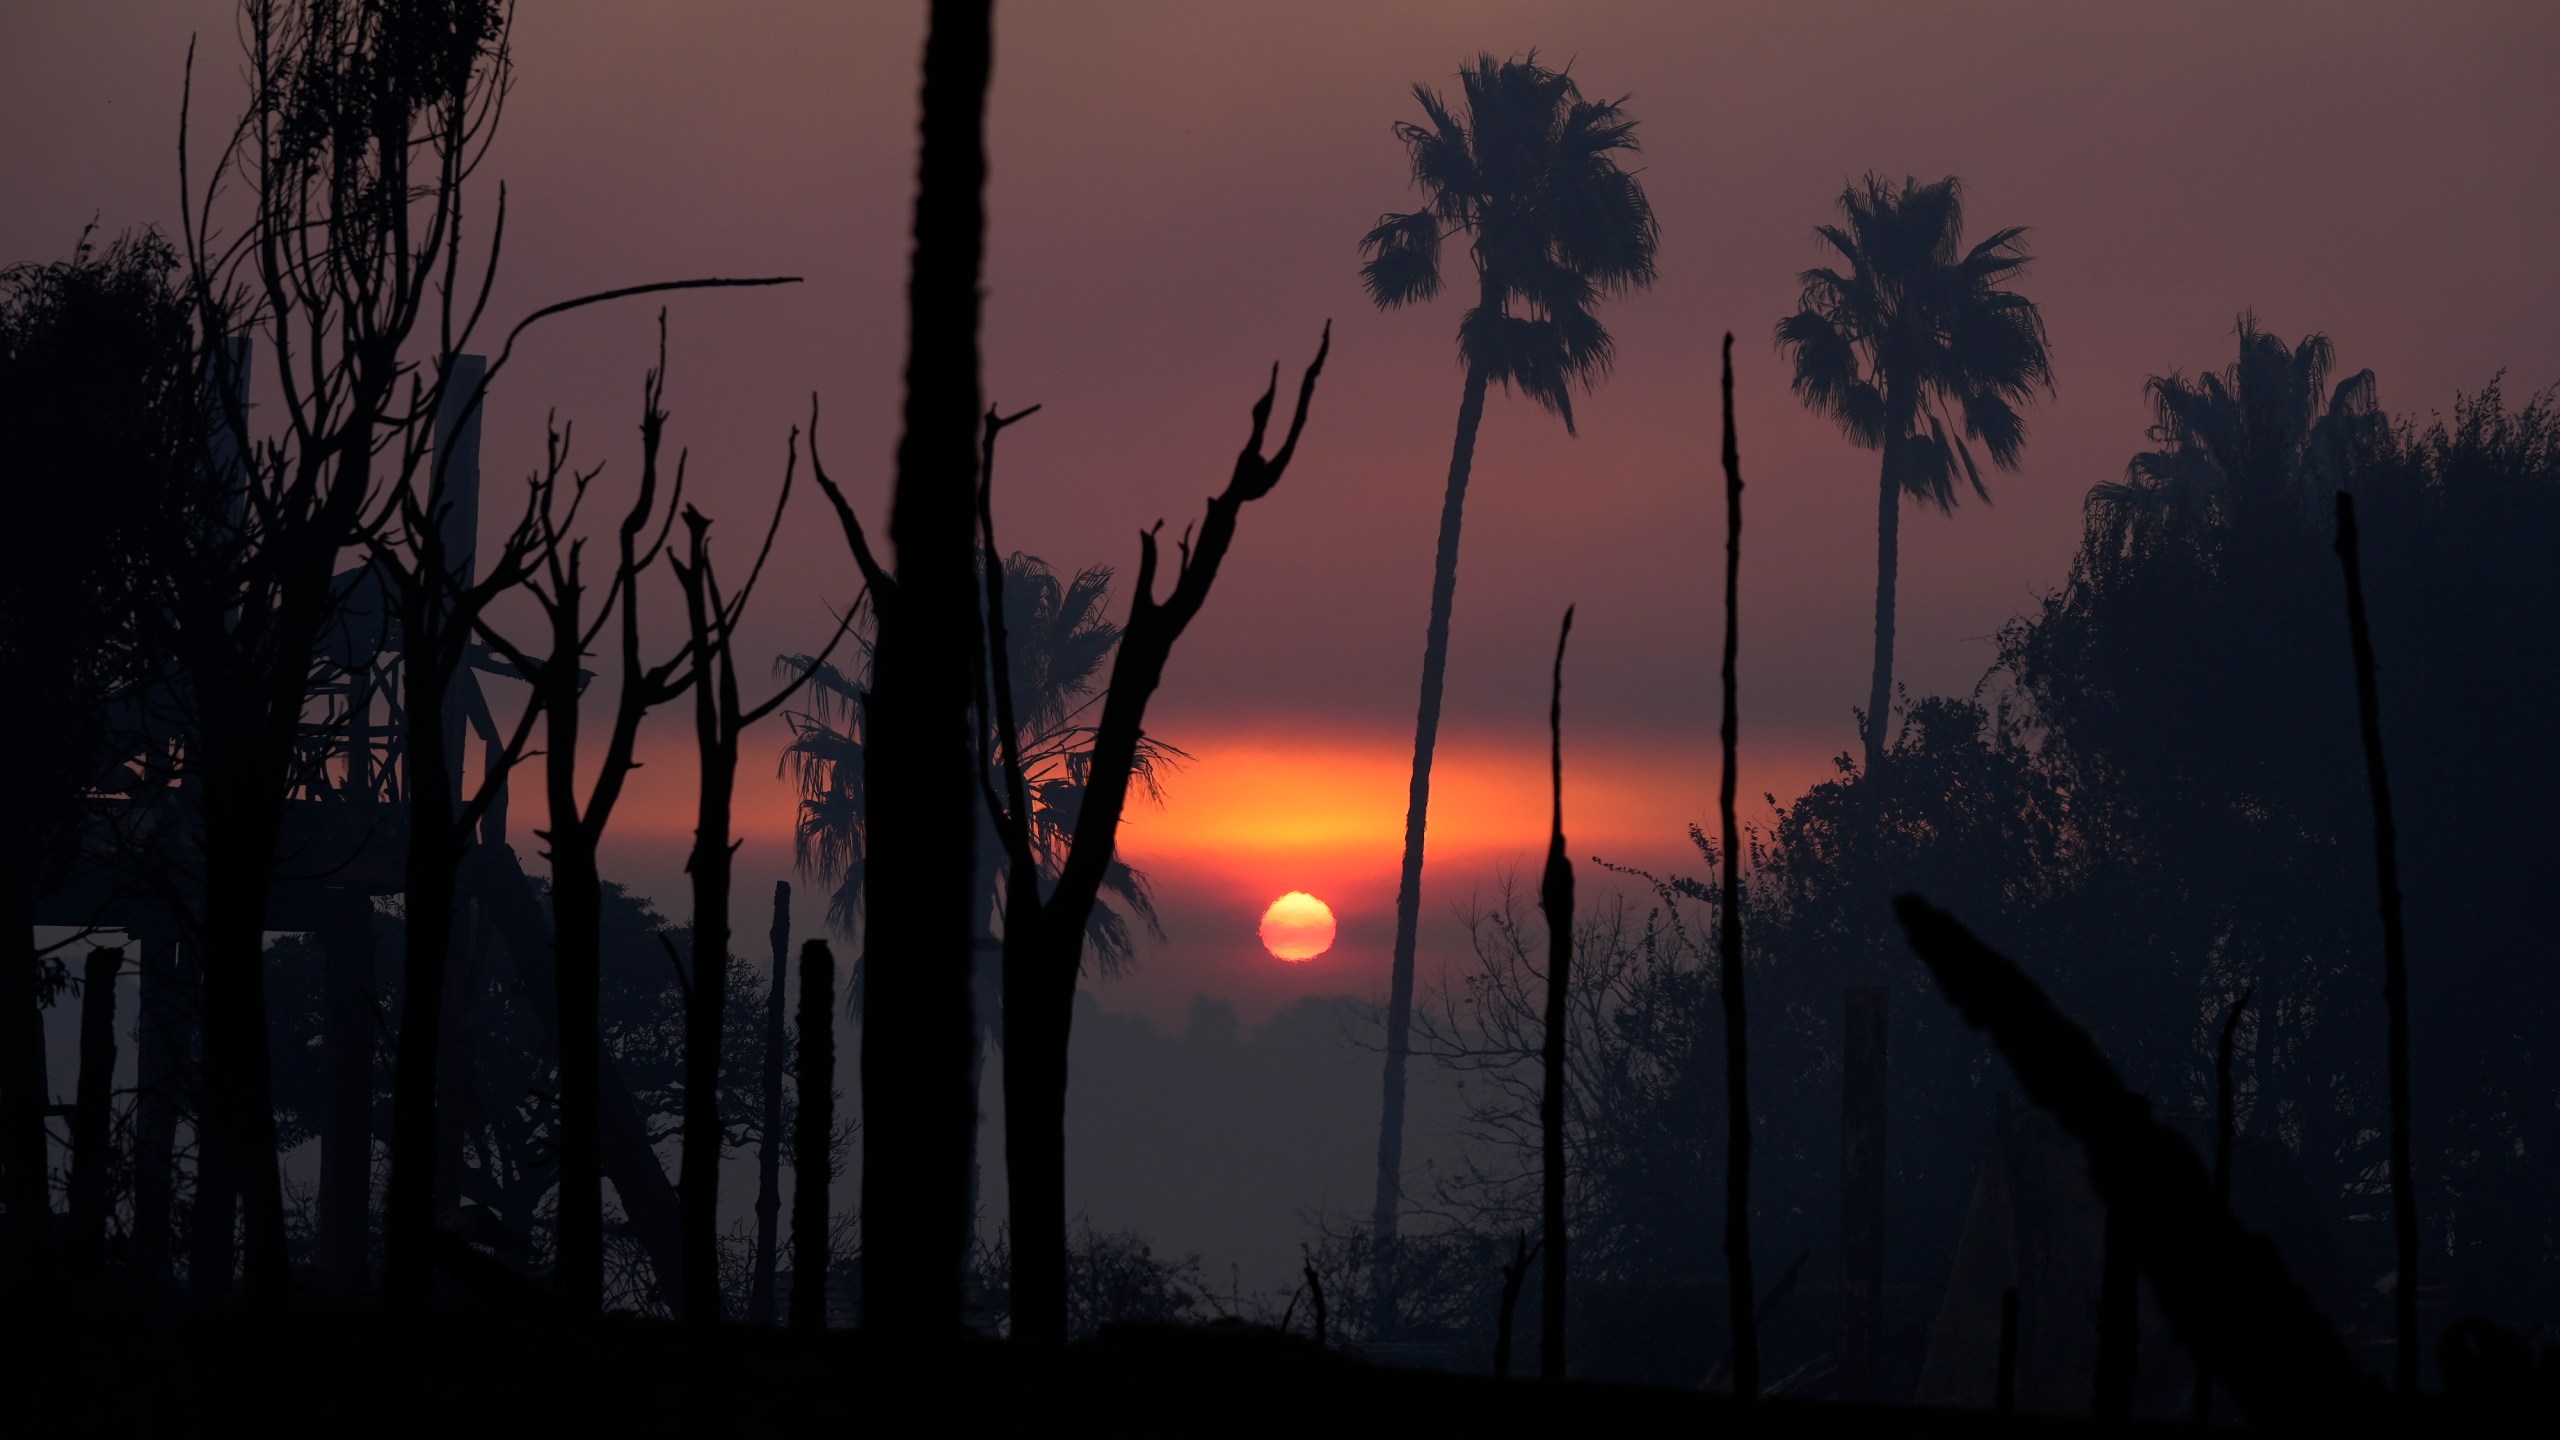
[1259,891,1336,962]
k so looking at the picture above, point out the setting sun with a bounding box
[1258,891,1337,962]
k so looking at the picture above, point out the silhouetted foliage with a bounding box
[1776,173,2053,774]
[0,229,209,1292]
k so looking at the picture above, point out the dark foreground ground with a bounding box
[14,1304,2531,1437]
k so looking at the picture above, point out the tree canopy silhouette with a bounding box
[1359,49,1658,1266]
[1776,173,2052,775]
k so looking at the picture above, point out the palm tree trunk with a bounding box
[790,940,835,1331]
[748,882,790,1324]
[1864,448,1901,776]
[1373,361,1491,1269]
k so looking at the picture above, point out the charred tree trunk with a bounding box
[68,947,121,1280]
[1375,358,1491,1270]
[468,842,685,1309]
[679,719,738,1324]
[2334,492,2418,1394]
[384,652,467,1333]
[963,339,1326,1351]
[1840,987,1887,1401]
[1537,609,1575,1381]
[1716,336,1760,1399]
[191,751,296,1302]
[791,939,835,1332]
[317,888,377,1297]
[998,915,1071,1346]
[861,0,993,1344]
[749,882,791,1324]
[548,837,606,1308]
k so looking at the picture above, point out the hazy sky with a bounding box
[9,1,2558,1039]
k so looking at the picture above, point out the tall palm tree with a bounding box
[1358,52,1658,1255]
[2091,314,2383,569]
[1776,175,2054,777]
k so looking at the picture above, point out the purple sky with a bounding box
[9,1,2558,1034]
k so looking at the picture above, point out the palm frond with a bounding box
[1360,210,1444,310]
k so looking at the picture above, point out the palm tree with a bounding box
[779,554,1170,966]
[1358,52,1658,1255]
[2091,314,2383,569]
[1775,175,2053,777]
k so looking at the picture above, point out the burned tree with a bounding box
[668,453,844,1323]
[1713,332,1760,1399]
[946,329,1328,1348]
[1538,607,1575,1381]
[850,0,995,1341]
[486,343,698,1313]
[155,0,519,1301]
[2335,490,2420,1393]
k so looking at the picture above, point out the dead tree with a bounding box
[2335,490,2418,1393]
[847,0,996,1343]
[370,354,546,1345]
[910,328,1327,1349]
[481,344,697,1314]
[1714,333,1760,1398]
[749,881,792,1324]
[162,3,522,1299]
[1538,607,1575,1381]
[668,456,845,1324]
[791,939,837,1332]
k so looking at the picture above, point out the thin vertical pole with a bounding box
[1716,333,1760,1398]
[2335,492,2417,1394]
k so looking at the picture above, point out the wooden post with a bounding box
[1841,985,1888,1401]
